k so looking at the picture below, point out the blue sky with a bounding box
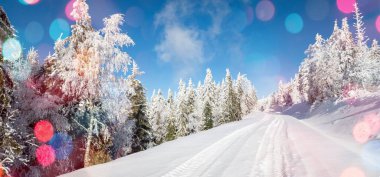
[2,0,380,98]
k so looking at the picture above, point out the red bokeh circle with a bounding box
[0,163,3,177]
[34,120,54,143]
[36,145,56,167]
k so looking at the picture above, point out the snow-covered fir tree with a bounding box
[201,69,216,130]
[126,61,154,153]
[175,79,189,137]
[186,79,200,133]
[220,69,241,124]
[165,89,177,141]
[25,0,145,168]
[0,6,29,175]
[148,89,167,144]
[235,73,258,115]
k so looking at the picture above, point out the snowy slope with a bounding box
[61,106,380,177]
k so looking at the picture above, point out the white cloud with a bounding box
[155,26,204,64]
[154,0,231,77]
[201,0,230,37]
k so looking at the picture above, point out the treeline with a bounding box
[148,69,258,144]
[261,3,380,110]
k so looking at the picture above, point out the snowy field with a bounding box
[61,94,380,177]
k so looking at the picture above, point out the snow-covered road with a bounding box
[61,112,379,177]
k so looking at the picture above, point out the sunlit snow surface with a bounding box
[62,95,380,177]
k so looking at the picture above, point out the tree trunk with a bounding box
[84,115,94,167]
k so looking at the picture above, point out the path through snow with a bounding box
[61,112,379,177]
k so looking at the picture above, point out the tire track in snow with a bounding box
[250,118,303,177]
[198,117,271,177]
[160,117,270,177]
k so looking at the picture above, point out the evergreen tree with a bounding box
[32,0,136,167]
[213,81,224,126]
[201,69,216,129]
[236,73,257,115]
[353,3,367,49]
[127,61,153,153]
[175,79,189,137]
[165,89,177,141]
[359,39,380,88]
[220,69,240,124]
[0,7,28,175]
[186,79,200,133]
[202,101,213,130]
[149,89,167,144]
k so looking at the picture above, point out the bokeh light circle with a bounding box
[34,120,54,143]
[48,133,73,160]
[49,18,70,40]
[353,121,371,144]
[25,21,44,44]
[337,0,356,14]
[255,0,275,22]
[376,16,380,33]
[306,0,329,21]
[285,13,304,34]
[363,113,380,135]
[362,140,380,170]
[65,0,76,21]
[2,38,22,62]
[0,163,3,177]
[36,145,56,167]
[340,167,366,177]
[18,0,40,5]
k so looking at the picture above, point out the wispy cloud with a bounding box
[155,26,204,64]
[154,0,231,78]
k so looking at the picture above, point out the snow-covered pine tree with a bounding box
[202,101,213,130]
[186,79,200,134]
[0,6,28,175]
[234,73,244,116]
[353,3,367,49]
[175,79,189,137]
[165,89,177,141]
[351,4,368,88]
[339,18,356,90]
[30,0,138,167]
[367,40,380,87]
[213,81,224,126]
[220,69,240,124]
[236,73,258,114]
[0,5,14,126]
[126,61,153,154]
[201,69,216,129]
[194,81,205,130]
[303,33,323,103]
[149,89,167,144]
[357,39,380,89]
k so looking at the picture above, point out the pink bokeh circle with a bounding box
[376,16,380,33]
[337,0,356,14]
[36,145,56,167]
[65,0,76,21]
[256,0,275,21]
